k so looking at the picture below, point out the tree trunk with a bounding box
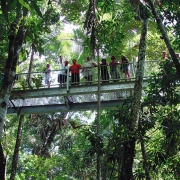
[119,139,136,180]
[0,143,6,180]
[84,0,97,58]
[96,47,101,180]
[146,0,180,78]
[0,14,26,179]
[10,115,24,180]
[120,18,149,179]
[33,118,63,158]
[91,24,96,58]
[27,46,35,88]
[0,13,27,139]
[130,18,148,131]
[140,137,151,180]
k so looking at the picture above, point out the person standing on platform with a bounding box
[44,64,52,88]
[109,56,120,82]
[121,55,130,81]
[100,59,109,83]
[70,59,82,85]
[58,56,69,86]
[162,51,168,60]
[176,53,180,63]
[82,56,97,85]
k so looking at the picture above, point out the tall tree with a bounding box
[0,12,27,138]
[10,115,24,180]
[145,0,180,78]
[119,3,150,179]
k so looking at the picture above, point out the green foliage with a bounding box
[43,6,60,26]
[14,155,62,179]
[2,0,180,179]
[146,60,179,108]
[19,78,28,90]
[85,131,103,156]
[140,59,180,179]
[0,0,43,22]
[159,0,180,52]
[32,74,43,88]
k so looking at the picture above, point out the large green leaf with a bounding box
[31,0,43,18]
[18,0,31,11]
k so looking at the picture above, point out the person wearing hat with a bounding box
[109,56,120,82]
[58,56,69,86]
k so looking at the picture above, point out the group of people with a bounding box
[44,55,130,88]
[44,56,82,88]
[100,55,130,83]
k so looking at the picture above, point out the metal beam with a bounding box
[7,100,127,114]
[9,81,148,100]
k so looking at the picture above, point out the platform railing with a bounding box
[10,60,160,90]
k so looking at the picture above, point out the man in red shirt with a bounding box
[70,59,82,85]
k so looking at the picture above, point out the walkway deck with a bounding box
[7,80,149,115]
[5,60,160,115]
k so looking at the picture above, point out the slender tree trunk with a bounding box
[140,137,151,180]
[10,115,24,180]
[96,46,101,180]
[0,143,6,180]
[120,18,149,179]
[84,0,97,58]
[146,0,180,78]
[138,116,151,180]
[91,24,96,58]
[130,18,148,131]
[27,46,35,88]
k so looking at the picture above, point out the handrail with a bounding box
[9,60,160,90]
[67,67,70,92]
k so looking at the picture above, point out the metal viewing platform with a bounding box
[4,61,160,114]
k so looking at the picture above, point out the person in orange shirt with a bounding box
[70,59,82,85]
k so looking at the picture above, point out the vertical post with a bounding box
[132,61,136,79]
[97,45,101,180]
[97,46,100,133]
[67,67,70,93]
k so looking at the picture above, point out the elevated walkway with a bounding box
[8,100,125,114]
[7,80,148,115]
[5,60,160,115]
[10,81,147,99]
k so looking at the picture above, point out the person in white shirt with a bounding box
[82,56,97,85]
[58,56,69,86]
[44,64,52,88]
